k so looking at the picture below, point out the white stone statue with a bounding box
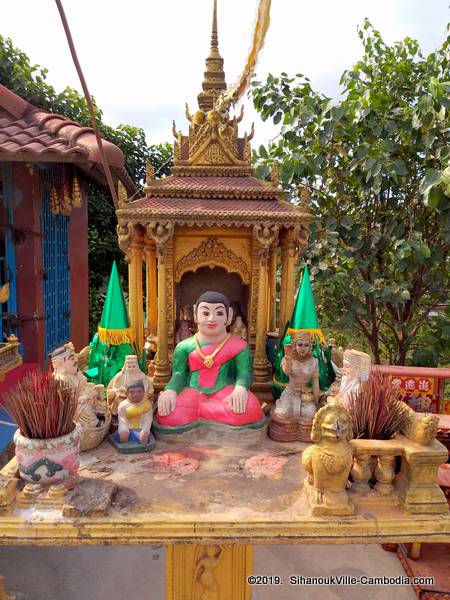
[230,315,248,340]
[274,332,320,421]
[51,343,110,445]
[51,342,90,392]
[329,349,371,408]
[107,355,153,416]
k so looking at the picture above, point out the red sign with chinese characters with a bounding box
[391,375,440,413]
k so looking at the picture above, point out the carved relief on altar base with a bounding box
[167,543,253,600]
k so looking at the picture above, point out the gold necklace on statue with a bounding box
[194,333,230,369]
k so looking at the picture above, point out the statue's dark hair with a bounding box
[126,379,145,391]
[195,291,230,312]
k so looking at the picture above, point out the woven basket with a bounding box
[80,411,112,452]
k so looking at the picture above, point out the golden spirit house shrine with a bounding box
[115,5,310,397]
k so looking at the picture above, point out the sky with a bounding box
[1,1,449,149]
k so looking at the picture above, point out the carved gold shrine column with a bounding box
[253,224,279,383]
[166,544,253,600]
[147,222,174,386]
[278,229,299,334]
[144,245,157,335]
[128,240,144,352]
[267,244,278,332]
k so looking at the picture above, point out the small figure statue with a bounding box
[51,342,90,392]
[144,334,158,359]
[230,315,247,340]
[107,354,153,416]
[51,343,111,450]
[182,305,195,333]
[302,403,355,516]
[93,384,108,413]
[322,337,343,383]
[328,349,371,408]
[144,333,158,377]
[175,320,191,344]
[76,393,99,429]
[155,291,264,430]
[118,381,153,443]
[110,380,154,453]
[274,332,320,420]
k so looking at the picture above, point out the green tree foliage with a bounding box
[0,35,173,336]
[251,21,449,365]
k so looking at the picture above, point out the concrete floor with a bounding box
[0,544,416,600]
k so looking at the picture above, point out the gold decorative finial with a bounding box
[72,174,82,208]
[146,160,155,185]
[197,0,227,112]
[271,162,280,187]
[297,184,311,211]
[118,181,127,208]
[211,0,218,49]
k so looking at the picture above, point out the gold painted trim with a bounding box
[287,328,326,342]
[0,515,448,546]
[97,326,135,345]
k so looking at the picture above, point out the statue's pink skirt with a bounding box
[156,385,264,427]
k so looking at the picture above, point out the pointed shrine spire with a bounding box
[211,0,219,49]
[197,0,227,112]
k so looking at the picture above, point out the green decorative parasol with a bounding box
[86,262,144,386]
[97,261,135,345]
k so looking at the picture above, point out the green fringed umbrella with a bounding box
[86,262,144,386]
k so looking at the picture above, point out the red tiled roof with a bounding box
[145,174,278,200]
[155,176,267,189]
[0,84,138,195]
[128,196,293,212]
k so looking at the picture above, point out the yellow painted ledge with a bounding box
[0,512,449,546]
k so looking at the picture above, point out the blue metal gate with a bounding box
[0,164,18,342]
[40,178,70,357]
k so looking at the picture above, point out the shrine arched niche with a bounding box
[175,266,249,337]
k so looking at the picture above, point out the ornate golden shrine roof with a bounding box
[118,196,308,228]
[119,0,309,230]
[143,175,277,199]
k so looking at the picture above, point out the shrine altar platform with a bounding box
[0,438,449,599]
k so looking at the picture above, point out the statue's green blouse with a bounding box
[165,336,253,395]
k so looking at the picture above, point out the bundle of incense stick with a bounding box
[346,371,405,440]
[4,371,77,439]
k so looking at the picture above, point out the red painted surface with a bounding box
[375,365,450,414]
[0,362,38,404]
[240,455,288,479]
[13,164,46,367]
[438,464,450,491]
[68,177,89,352]
[150,452,200,476]
[375,365,450,378]
[397,543,450,598]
